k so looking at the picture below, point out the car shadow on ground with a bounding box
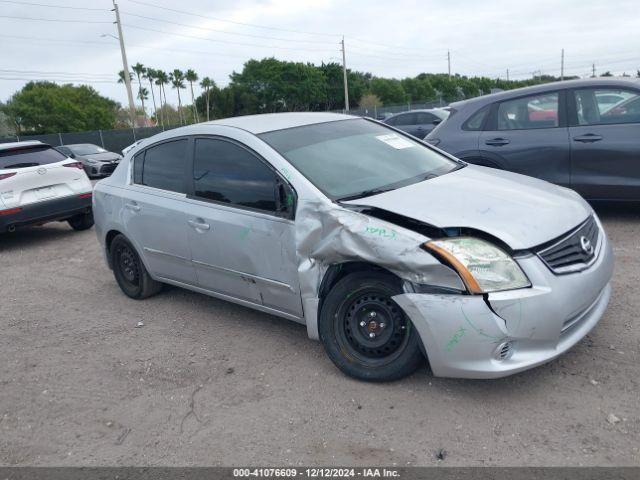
[0,223,82,253]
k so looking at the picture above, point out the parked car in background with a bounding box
[425,78,640,200]
[56,143,122,179]
[0,141,94,233]
[93,112,612,382]
[384,108,450,138]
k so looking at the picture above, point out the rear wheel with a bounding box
[110,234,162,299]
[67,211,94,231]
[319,271,424,382]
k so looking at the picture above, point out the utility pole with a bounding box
[447,50,451,78]
[560,48,565,81]
[340,36,349,112]
[112,0,136,127]
[506,69,509,81]
[592,63,596,77]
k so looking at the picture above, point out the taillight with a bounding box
[78,192,92,199]
[64,162,84,169]
[0,207,22,216]
[0,172,17,180]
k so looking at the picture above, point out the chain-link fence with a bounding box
[0,125,182,154]
[334,99,448,119]
[0,100,450,153]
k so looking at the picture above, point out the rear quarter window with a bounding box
[462,106,489,131]
[0,146,67,169]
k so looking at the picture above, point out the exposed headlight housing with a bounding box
[424,237,530,293]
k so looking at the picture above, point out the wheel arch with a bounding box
[318,261,401,310]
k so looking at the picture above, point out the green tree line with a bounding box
[7,55,630,135]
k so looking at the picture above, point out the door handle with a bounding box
[188,219,210,231]
[485,138,510,146]
[573,133,603,143]
[125,202,140,212]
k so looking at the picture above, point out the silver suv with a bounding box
[93,113,613,382]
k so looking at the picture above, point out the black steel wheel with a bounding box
[319,271,424,382]
[110,234,162,299]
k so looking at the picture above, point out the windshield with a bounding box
[259,119,460,200]
[68,144,107,155]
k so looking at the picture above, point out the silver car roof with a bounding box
[202,112,358,134]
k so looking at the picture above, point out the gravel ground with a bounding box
[0,204,638,467]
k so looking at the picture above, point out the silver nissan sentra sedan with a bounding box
[93,112,614,381]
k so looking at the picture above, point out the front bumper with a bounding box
[393,224,614,379]
[85,162,119,178]
[0,194,92,233]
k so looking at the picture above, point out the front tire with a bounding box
[110,234,162,299]
[67,211,94,231]
[319,271,424,382]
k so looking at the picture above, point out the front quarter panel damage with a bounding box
[295,199,464,339]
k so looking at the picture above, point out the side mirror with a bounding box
[69,152,76,158]
[432,119,442,125]
[275,180,296,219]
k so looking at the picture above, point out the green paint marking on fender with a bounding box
[239,227,251,240]
[363,226,397,240]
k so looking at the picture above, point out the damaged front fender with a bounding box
[295,199,465,339]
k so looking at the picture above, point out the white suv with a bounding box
[0,140,94,233]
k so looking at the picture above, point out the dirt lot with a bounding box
[0,204,639,467]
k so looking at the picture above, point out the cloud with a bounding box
[1,0,638,107]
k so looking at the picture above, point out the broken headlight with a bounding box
[424,237,530,293]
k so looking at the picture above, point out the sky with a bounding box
[1,0,639,108]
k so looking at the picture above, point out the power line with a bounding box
[126,0,340,38]
[0,14,111,23]
[0,0,108,10]
[0,77,119,83]
[121,11,336,45]
[122,24,338,53]
[0,68,115,78]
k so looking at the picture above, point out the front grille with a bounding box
[100,163,117,175]
[536,216,599,274]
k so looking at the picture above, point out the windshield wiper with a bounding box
[338,186,396,202]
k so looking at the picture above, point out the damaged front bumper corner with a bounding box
[392,230,614,379]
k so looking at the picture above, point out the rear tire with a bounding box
[110,234,162,299]
[67,211,94,231]
[319,271,424,382]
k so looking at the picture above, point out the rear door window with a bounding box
[0,146,67,169]
[192,138,277,212]
[574,88,640,125]
[416,112,439,124]
[498,93,559,130]
[393,113,418,126]
[133,139,187,193]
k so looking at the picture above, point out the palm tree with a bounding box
[185,69,199,123]
[169,69,185,125]
[131,62,147,122]
[200,77,215,121]
[154,69,169,123]
[144,68,160,127]
[117,69,133,84]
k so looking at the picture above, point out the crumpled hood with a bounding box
[343,165,592,250]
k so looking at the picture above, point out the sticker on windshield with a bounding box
[375,133,414,149]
